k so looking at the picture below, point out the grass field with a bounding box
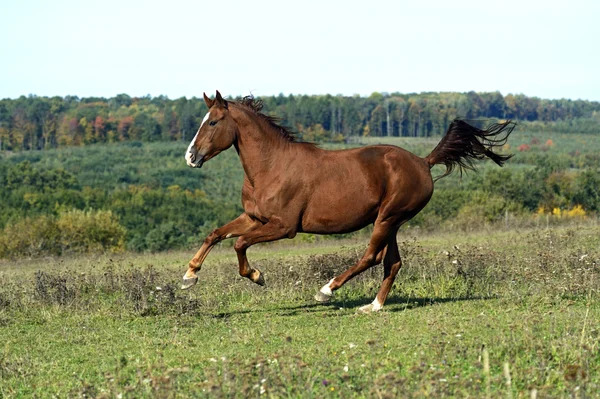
[1,222,599,398]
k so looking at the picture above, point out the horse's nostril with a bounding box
[189,152,195,162]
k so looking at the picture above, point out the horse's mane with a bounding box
[234,96,300,143]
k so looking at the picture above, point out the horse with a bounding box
[182,91,514,313]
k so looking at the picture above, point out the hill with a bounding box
[0,128,598,257]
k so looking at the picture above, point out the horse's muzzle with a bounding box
[185,151,204,168]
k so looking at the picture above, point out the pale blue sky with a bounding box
[1,0,599,101]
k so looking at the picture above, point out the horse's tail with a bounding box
[424,119,516,182]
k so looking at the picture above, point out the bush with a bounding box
[56,209,126,254]
[0,215,60,257]
[451,192,526,231]
[0,210,126,258]
[144,222,186,252]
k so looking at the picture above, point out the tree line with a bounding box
[1,91,599,151]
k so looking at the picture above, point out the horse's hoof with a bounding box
[314,291,332,303]
[315,279,334,303]
[358,302,382,314]
[181,276,198,290]
[358,304,375,313]
[255,273,266,287]
[251,269,266,286]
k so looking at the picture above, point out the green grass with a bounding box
[1,223,599,397]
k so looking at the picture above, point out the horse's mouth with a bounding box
[185,152,204,168]
[191,159,204,168]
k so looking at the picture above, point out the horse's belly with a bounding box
[300,193,378,234]
[301,216,375,235]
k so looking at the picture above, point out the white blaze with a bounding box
[185,111,210,166]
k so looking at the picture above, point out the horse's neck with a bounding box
[232,108,289,185]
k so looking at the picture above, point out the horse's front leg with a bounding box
[233,218,294,286]
[182,213,261,289]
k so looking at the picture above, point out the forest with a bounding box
[1,91,600,151]
[0,91,599,257]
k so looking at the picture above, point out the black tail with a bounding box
[424,119,515,182]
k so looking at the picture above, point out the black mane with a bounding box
[235,96,300,142]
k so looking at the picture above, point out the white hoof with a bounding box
[358,299,382,313]
[315,278,335,302]
[181,275,198,290]
[314,291,332,302]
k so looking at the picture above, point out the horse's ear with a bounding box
[203,92,215,108]
[215,90,228,109]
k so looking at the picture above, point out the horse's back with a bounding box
[328,144,432,194]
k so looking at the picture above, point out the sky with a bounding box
[1,0,599,101]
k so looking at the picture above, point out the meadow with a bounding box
[1,221,599,398]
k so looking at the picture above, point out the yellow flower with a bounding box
[536,207,545,216]
[566,205,586,218]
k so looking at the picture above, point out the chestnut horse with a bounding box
[183,91,514,312]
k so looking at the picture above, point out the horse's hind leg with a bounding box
[359,233,401,313]
[374,245,387,265]
[315,220,393,303]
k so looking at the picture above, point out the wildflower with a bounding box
[536,207,545,215]
[566,205,586,218]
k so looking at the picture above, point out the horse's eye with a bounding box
[209,120,218,126]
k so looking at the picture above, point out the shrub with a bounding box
[144,222,186,252]
[0,210,126,258]
[0,215,60,257]
[451,192,525,231]
[56,209,126,254]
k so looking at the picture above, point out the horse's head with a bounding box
[185,90,238,168]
